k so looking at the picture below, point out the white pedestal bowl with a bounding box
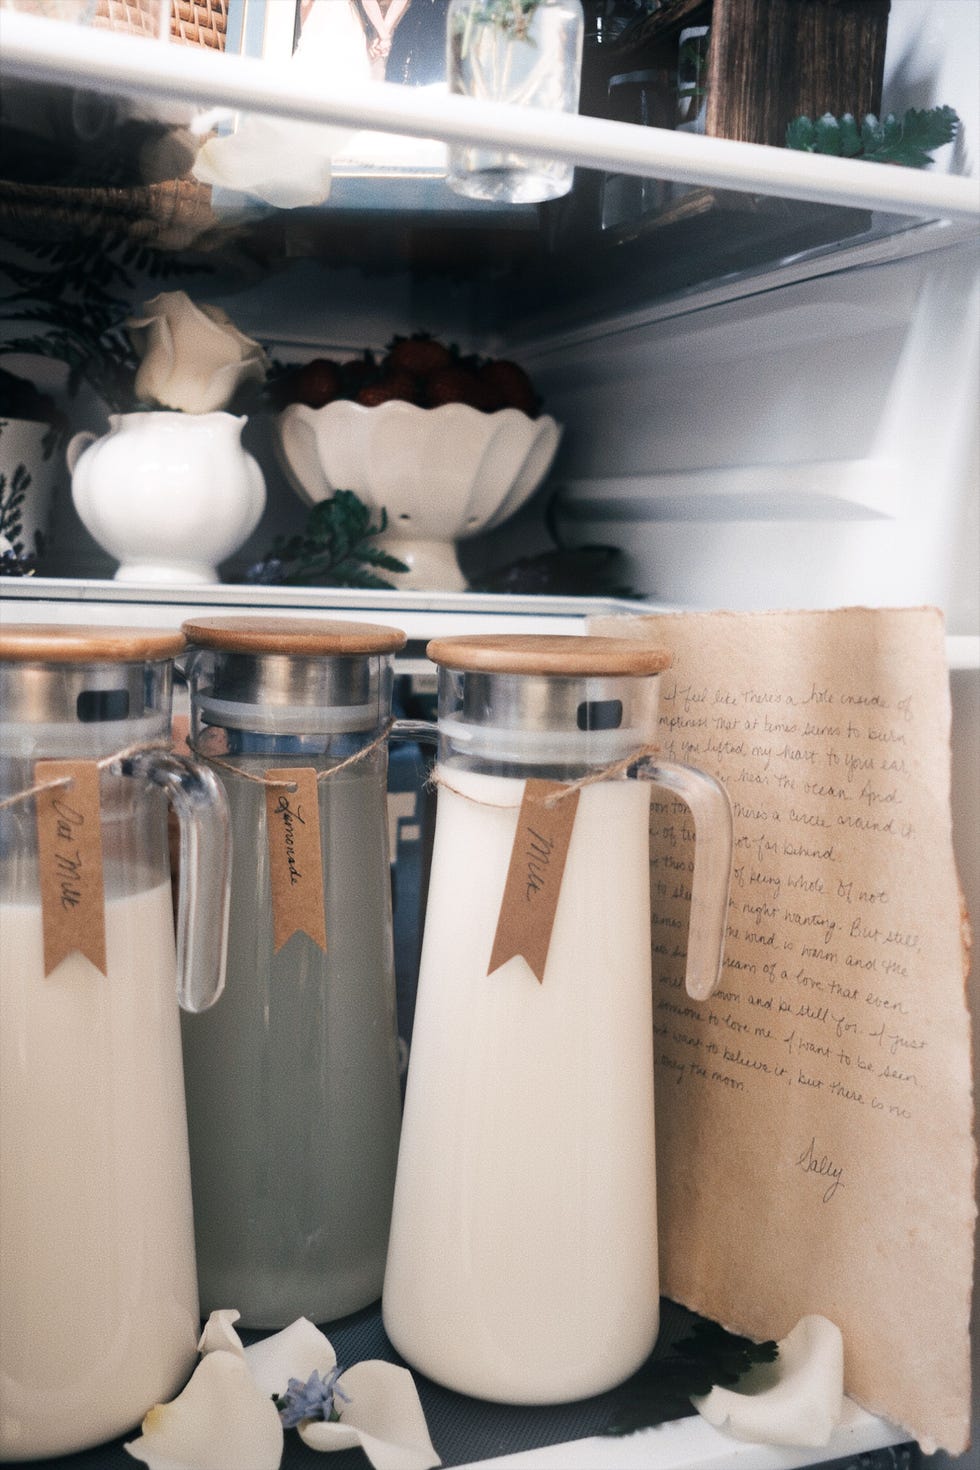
[276,399,562,591]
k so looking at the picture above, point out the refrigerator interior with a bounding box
[0,0,978,1463]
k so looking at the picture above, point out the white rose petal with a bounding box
[296,1420,364,1454]
[193,118,342,209]
[123,1350,283,1470]
[300,1360,441,1470]
[244,1317,337,1400]
[691,1315,844,1448]
[123,1311,439,1470]
[126,290,267,415]
[197,1309,245,1359]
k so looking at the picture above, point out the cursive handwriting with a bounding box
[52,798,85,909]
[274,794,306,886]
[795,1136,845,1202]
[525,827,554,902]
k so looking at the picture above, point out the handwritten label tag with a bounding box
[488,779,580,983]
[265,768,327,954]
[34,760,107,977]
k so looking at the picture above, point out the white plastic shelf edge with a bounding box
[2,10,979,223]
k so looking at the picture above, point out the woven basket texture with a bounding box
[0,176,219,251]
[1,0,230,248]
[93,0,227,46]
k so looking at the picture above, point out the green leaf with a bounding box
[357,544,413,573]
[785,115,817,152]
[786,105,959,168]
[812,114,844,156]
[837,113,862,158]
[245,490,409,590]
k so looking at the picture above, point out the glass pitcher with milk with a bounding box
[382,633,733,1404]
[0,624,231,1461]
[179,616,407,1328]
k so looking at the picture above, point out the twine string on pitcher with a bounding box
[0,739,172,812]
[428,742,662,809]
[187,719,396,792]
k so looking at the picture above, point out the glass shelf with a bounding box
[1,8,977,332]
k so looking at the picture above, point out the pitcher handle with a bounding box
[638,757,733,1002]
[66,429,98,477]
[128,749,232,1014]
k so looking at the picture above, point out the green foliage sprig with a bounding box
[0,233,205,412]
[454,0,543,42]
[245,490,408,590]
[786,106,960,168]
[607,1319,779,1435]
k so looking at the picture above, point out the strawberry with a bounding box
[424,365,495,410]
[287,358,343,409]
[356,371,419,407]
[477,359,539,416]
[386,334,454,377]
[340,352,379,396]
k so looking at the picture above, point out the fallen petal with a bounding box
[192,119,342,209]
[692,1315,844,1448]
[296,1420,363,1454]
[244,1318,337,1400]
[300,1360,440,1470]
[198,1309,244,1359]
[124,1350,283,1470]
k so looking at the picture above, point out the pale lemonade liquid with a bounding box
[0,881,199,1460]
[383,767,660,1404]
[181,757,402,1328]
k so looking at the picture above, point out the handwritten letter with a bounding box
[591,607,974,1456]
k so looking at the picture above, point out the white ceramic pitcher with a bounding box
[68,410,265,584]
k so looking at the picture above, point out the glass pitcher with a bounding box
[383,633,733,1404]
[0,624,231,1462]
[447,0,585,203]
[179,616,408,1328]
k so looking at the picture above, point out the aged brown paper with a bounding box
[265,767,327,954]
[489,779,580,982]
[591,607,975,1455]
[34,760,107,977]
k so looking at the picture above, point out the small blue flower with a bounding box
[276,1366,350,1429]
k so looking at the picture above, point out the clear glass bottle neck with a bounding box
[0,659,172,761]
[435,667,660,778]
[184,649,394,744]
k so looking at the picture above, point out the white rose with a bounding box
[127,291,268,414]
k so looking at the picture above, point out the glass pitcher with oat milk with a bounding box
[0,624,230,1461]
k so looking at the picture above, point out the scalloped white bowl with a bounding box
[276,399,562,590]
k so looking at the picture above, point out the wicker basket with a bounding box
[0,0,230,250]
[0,176,220,251]
[93,0,227,47]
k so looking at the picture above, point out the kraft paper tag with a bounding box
[34,760,107,977]
[488,779,580,983]
[265,768,327,954]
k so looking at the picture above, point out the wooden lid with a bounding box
[0,624,186,662]
[181,616,407,656]
[426,634,672,676]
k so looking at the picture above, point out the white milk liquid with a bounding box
[382,767,660,1403]
[0,881,199,1460]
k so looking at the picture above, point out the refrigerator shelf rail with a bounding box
[2,9,978,227]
